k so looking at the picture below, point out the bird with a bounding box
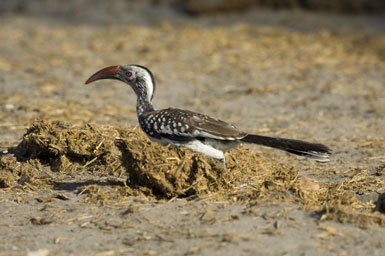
[85,64,331,167]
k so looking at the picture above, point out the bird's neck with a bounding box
[136,95,155,116]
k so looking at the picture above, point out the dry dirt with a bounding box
[1,1,385,256]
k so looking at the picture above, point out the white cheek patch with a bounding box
[130,66,155,101]
[141,71,154,101]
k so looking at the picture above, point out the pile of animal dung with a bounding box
[0,120,273,198]
[1,120,385,227]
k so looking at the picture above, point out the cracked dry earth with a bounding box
[1,6,385,256]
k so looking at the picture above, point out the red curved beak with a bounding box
[85,65,121,84]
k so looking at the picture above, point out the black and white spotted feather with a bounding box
[140,108,247,141]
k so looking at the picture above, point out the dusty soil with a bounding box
[1,1,385,255]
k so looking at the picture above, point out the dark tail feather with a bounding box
[241,134,331,162]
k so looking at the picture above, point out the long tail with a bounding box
[240,134,331,162]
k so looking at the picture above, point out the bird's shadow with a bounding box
[52,179,124,192]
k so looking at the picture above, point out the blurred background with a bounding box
[0,0,384,28]
[1,0,385,19]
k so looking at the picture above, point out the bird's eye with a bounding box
[127,71,133,78]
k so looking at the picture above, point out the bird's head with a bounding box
[85,64,156,101]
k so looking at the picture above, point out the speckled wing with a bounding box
[140,108,247,140]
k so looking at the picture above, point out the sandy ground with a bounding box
[1,1,385,255]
